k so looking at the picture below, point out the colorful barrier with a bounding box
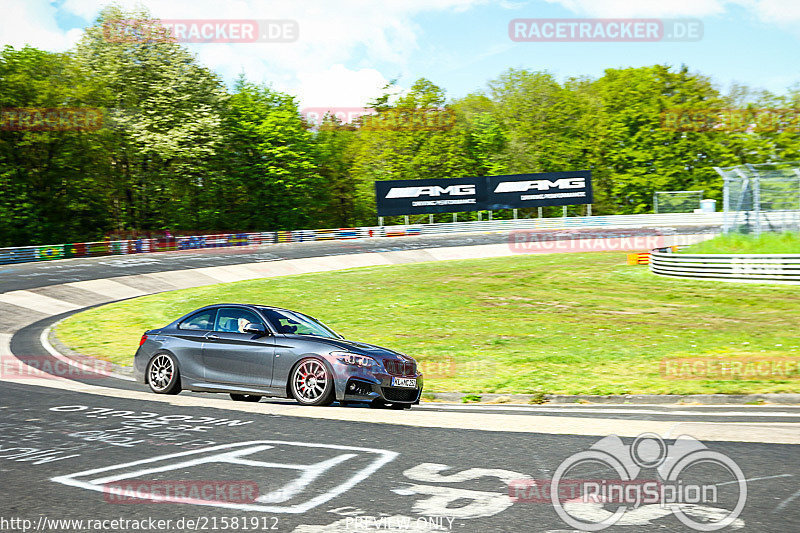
[0,227,387,265]
[0,211,730,267]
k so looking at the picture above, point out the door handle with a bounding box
[205,333,220,340]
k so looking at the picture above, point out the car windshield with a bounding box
[259,308,341,339]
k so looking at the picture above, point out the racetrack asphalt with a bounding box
[2,226,798,532]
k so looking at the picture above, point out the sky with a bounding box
[2,0,799,109]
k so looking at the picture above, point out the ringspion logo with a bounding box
[520,433,747,531]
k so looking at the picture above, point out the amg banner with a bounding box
[487,170,592,210]
[375,171,591,216]
[374,177,484,216]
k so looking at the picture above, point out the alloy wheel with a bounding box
[292,359,329,403]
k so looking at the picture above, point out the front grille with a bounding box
[382,387,419,403]
[383,359,416,377]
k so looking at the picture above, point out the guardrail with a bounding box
[0,212,727,266]
[650,250,800,284]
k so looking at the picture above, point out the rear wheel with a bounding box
[146,352,181,395]
[290,358,335,406]
[230,394,262,402]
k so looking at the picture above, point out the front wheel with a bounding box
[146,352,181,395]
[290,358,335,406]
[230,394,262,402]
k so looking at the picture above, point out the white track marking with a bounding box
[40,326,135,382]
[404,463,531,484]
[416,404,800,418]
[52,440,397,514]
[406,484,512,519]
[715,474,793,486]
[0,333,12,357]
[2,370,798,442]
[774,487,800,512]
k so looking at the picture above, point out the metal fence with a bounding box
[715,162,800,235]
[0,212,728,266]
[653,190,704,214]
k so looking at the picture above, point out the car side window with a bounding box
[179,309,216,331]
[214,308,264,334]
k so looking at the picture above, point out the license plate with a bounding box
[391,377,417,388]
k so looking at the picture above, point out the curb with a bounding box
[43,330,800,406]
[427,392,800,405]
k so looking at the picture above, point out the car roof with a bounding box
[197,303,299,314]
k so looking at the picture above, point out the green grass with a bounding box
[682,232,800,254]
[56,253,800,395]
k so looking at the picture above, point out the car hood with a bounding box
[310,337,412,361]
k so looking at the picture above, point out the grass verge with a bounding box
[56,253,800,395]
[681,231,800,254]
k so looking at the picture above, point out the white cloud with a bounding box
[543,0,729,18]
[4,0,799,108]
[1,0,487,107]
[748,0,800,25]
[544,0,800,22]
[294,64,389,108]
[0,0,85,50]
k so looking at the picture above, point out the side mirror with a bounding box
[243,323,267,336]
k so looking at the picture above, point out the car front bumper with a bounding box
[331,361,423,404]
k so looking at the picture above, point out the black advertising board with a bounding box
[486,170,593,210]
[374,177,484,217]
[375,171,592,216]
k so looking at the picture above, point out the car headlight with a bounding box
[332,351,377,370]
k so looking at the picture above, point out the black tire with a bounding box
[289,358,335,406]
[230,394,262,402]
[146,352,181,395]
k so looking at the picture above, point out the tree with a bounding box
[216,78,323,230]
[0,45,109,246]
[71,5,228,234]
